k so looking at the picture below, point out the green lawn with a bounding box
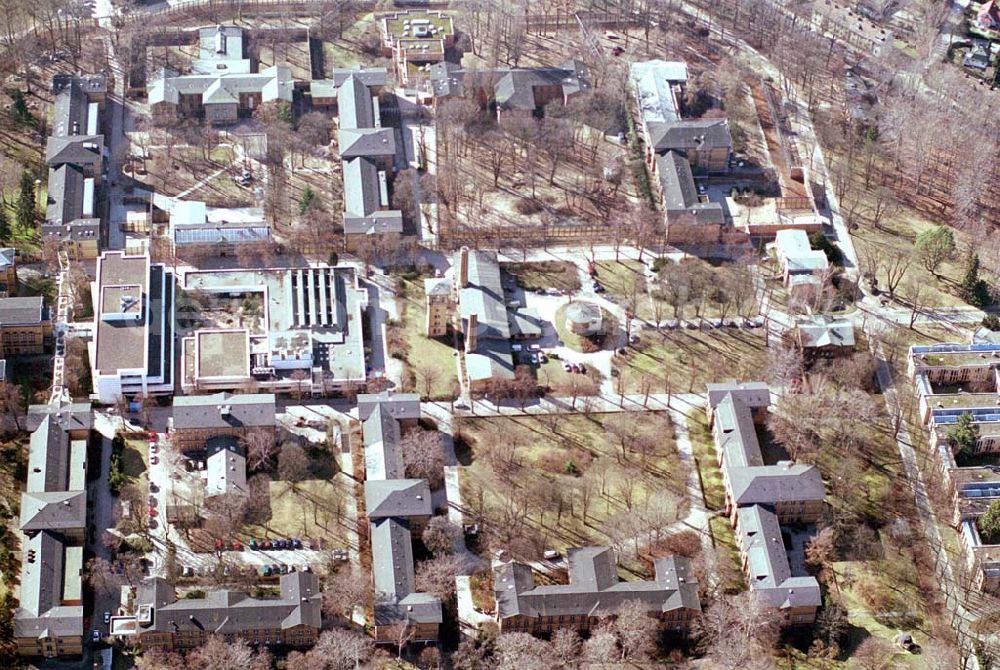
[395,275,459,399]
[503,261,582,294]
[688,412,725,511]
[595,261,650,317]
[536,358,601,393]
[241,479,349,547]
[458,414,688,571]
[613,327,769,394]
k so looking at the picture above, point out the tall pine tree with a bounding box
[960,251,991,308]
[15,171,35,232]
[0,204,10,243]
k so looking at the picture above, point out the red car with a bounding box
[148,507,157,517]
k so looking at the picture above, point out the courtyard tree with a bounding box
[186,635,271,670]
[606,599,660,663]
[980,500,1000,544]
[415,554,464,601]
[947,412,979,457]
[241,428,277,472]
[494,632,555,669]
[422,515,461,556]
[321,567,369,622]
[914,225,955,275]
[400,428,444,489]
[277,443,311,488]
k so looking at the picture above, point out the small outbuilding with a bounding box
[564,301,603,337]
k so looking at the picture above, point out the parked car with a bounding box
[262,565,272,576]
[103,611,111,624]
[543,550,560,560]
[92,630,101,642]
[148,495,157,507]
[562,361,573,372]
[150,455,159,465]
[147,507,157,517]
[231,540,242,551]
[291,538,302,550]
[576,363,587,374]
[249,539,258,550]
[149,442,158,453]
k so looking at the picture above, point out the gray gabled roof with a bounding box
[45,135,104,168]
[343,210,404,236]
[370,517,416,599]
[365,479,432,519]
[27,416,71,493]
[137,572,321,634]
[656,151,725,226]
[171,392,276,432]
[728,463,826,506]
[26,401,93,433]
[14,531,84,640]
[338,127,397,158]
[357,391,421,421]
[0,296,47,326]
[343,157,381,217]
[707,381,771,409]
[363,404,404,481]
[337,75,375,130]
[713,394,764,470]
[19,490,86,533]
[649,118,732,153]
[494,547,700,620]
[45,164,85,226]
[331,67,388,88]
[737,505,822,610]
[457,249,510,340]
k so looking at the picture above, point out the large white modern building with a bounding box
[180,266,368,395]
[91,252,175,404]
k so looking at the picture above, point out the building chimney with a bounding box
[465,313,478,354]
[458,247,470,289]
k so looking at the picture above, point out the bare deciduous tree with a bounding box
[241,428,277,473]
[400,428,445,489]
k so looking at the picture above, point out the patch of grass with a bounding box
[688,412,725,512]
[502,261,581,294]
[395,276,459,399]
[536,359,601,393]
[709,516,745,594]
[458,414,689,569]
[242,479,348,546]
[613,327,768,394]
